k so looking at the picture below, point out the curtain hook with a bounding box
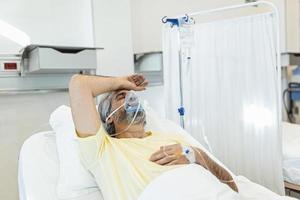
[162,16,168,24]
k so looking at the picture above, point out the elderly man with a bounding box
[69,74,238,200]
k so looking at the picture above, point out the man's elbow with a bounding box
[69,74,84,91]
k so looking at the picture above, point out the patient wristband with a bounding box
[181,145,196,163]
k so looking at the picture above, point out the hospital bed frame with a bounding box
[285,181,300,195]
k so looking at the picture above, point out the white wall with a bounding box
[0,0,94,54]
[0,1,95,198]
[130,0,244,53]
[0,92,69,200]
[130,0,289,53]
[0,0,134,74]
[92,0,134,76]
[0,1,134,200]
[139,86,165,117]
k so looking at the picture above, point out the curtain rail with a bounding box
[0,88,68,95]
[172,1,278,19]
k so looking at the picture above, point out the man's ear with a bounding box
[106,116,113,124]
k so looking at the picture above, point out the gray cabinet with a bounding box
[22,45,102,74]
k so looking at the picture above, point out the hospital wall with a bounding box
[0,0,134,74]
[130,0,294,54]
[0,0,134,200]
[131,0,241,53]
[0,92,69,200]
[130,0,293,123]
[92,0,134,76]
[0,1,93,199]
[0,0,94,54]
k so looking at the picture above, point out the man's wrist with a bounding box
[113,76,128,91]
[193,147,208,169]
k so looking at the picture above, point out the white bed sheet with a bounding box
[282,122,300,185]
[139,164,295,200]
[18,131,103,200]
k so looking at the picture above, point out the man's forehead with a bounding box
[112,90,129,97]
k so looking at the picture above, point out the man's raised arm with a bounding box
[68,74,147,138]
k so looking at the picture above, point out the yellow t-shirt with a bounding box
[77,125,192,200]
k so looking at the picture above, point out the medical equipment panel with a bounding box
[0,45,103,91]
[21,45,101,74]
[285,82,300,124]
[0,54,21,77]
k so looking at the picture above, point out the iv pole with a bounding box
[166,1,281,131]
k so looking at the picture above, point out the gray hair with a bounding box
[98,92,116,135]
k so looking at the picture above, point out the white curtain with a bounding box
[163,13,284,194]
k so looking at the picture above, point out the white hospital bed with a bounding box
[18,106,296,200]
[282,122,300,192]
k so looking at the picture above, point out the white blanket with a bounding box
[139,164,295,200]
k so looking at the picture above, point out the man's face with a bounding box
[108,90,145,126]
[111,89,128,114]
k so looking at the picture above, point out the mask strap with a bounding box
[105,102,125,123]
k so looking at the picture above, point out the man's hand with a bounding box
[149,144,189,165]
[149,143,239,193]
[117,74,148,91]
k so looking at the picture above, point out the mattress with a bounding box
[282,122,300,185]
[18,131,103,200]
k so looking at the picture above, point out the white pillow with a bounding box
[49,105,101,199]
